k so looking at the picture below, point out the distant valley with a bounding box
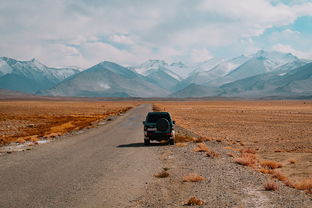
[0,50,311,98]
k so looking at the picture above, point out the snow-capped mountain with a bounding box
[1,50,311,98]
[130,60,183,81]
[220,62,312,97]
[129,60,184,90]
[40,61,169,97]
[189,57,224,75]
[168,62,194,79]
[0,57,80,93]
[173,55,249,90]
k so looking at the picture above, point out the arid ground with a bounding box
[154,101,312,182]
[0,100,137,146]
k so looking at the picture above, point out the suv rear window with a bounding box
[146,113,171,123]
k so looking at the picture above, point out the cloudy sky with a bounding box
[1,0,312,68]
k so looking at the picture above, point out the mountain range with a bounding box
[0,50,311,98]
[0,57,80,93]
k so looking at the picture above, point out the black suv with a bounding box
[143,112,175,145]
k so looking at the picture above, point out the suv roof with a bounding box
[146,112,172,123]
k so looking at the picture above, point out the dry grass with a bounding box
[288,159,296,164]
[271,171,288,182]
[175,142,187,147]
[258,168,274,174]
[260,160,282,169]
[264,179,279,191]
[184,197,205,206]
[174,134,194,143]
[193,143,209,152]
[234,153,256,167]
[206,150,220,158]
[192,136,211,143]
[152,104,163,112]
[183,173,205,182]
[152,101,312,183]
[293,177,312,192]
[0,101,136,145]
[16,138,26,144]
[224,146,240,152]
[226,152,235,157]
[240,148,256,154]
[154,171,169,178]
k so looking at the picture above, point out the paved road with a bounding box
[0,104,160,208]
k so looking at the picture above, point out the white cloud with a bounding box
[272,44,312,59]
[0,0,312,67]
[190,49,213,63]
[109,34,134,45]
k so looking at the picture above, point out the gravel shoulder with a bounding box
[135,126,312,208]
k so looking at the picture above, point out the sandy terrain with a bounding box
[154,101,312,182]
[0,100,136,146]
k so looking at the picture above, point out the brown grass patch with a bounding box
[0,101,135,146]
[260,160,282,169]
[154,171,169,178]
[226,152,235,157]
[206,150,220,158]
[183,173,205,182]
[258,168,273,174]
[16,138,26,144]
[192,136,211,143]
[224,146,240,152]
[193,143,209,152]
[264,179,279,191]
[175,142,187,147]
[184,197,204,206]
[288,159,296,164]
[234,153,256,166]
[174,134,194,143]
[240,148,256,154]
[152,104,163,112]
[271,171,288,182]
[293,177,312,192]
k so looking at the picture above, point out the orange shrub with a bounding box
[193,143,209,152]
[183,173,205,182]
[234,153,256,166]
[260,160,282,169]
[206,150,220,158]
[184,197,204,206]
[264,179,279,191]
[154,171,169,178]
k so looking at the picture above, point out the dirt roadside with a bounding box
[133,126,312,208]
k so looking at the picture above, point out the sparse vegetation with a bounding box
[192,136,211,143]
[175,142,187,147]
[0,101,136,145]
[234,153,256,167]
[271,171,288,182]
[206,150,220,158]
[293,177,312,193]
[288,159,296,164]
[240,148,256,154]
[184,197,204,206]
[174,134,194,143]
[154,171,169,178]
[153,101,312,185]
[152,104,163,112]
[264,179,279,191]
[260,160,282,169]
[193,143,209,152]
[183,173,205,182]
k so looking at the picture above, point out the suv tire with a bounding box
[169,139,175,145]
[156,118,170,131]
[144,139,150,146]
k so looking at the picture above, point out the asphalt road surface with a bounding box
[0,104,160,208]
